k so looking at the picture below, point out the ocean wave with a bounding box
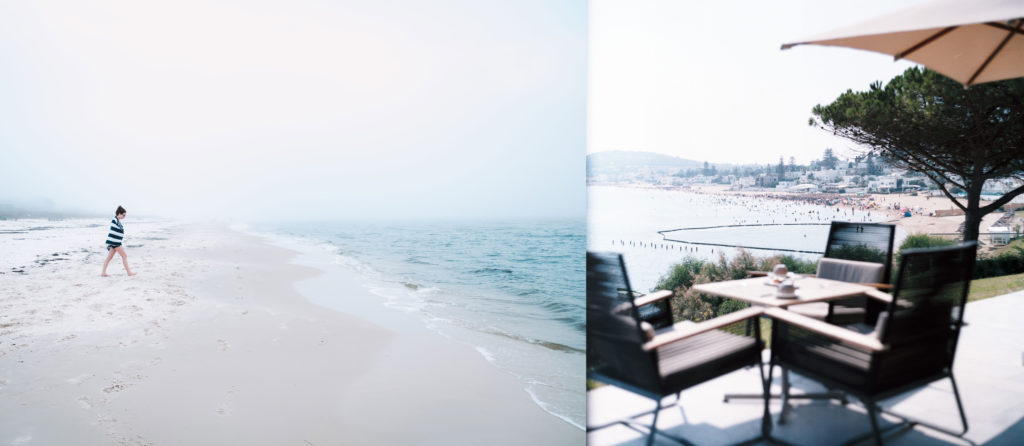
[539,300,581,314]
[470,267,514,275]
[477,327,585,354]
[413,286,441,296]
[524,387,584,431]
[405,256,434,265]
[552,315,584,327]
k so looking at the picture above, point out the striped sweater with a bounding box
[106,217,124,247]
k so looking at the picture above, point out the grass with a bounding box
[967,271,1024,302]
[989,238,1024,257]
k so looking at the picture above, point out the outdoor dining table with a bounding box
[691,275,883,423]
[692,275,883,309]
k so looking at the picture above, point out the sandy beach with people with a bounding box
[0,220,581,445]
[691,184,1013,244]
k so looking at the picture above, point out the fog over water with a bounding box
[0,1,586,222]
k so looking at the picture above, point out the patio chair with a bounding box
[586,251,772,446]
[789,221,895,326]
[727,222,894,412]
[767,242,976,445]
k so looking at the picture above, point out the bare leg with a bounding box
[115,247,136,276]
[101,247,116,276]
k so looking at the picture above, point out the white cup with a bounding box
[778,279,797,296]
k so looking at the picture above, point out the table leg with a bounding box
[724,365,847,424]
[779,367,790,424]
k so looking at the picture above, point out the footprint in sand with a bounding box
[217,339,230,351]
[216,403,233,416]
[76,396,92,409]
[103,382,127,393]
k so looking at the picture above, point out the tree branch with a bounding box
[980,183,1024,214]
[921,171,966,211]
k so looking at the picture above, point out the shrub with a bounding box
[655,257,707,291]
[655,249,818,322]
[974,245,1024,279]
[895,233,1024,279]
[759,254,818,274]
[894,233,956,274]
[899,233,956,251]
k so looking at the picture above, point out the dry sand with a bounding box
[0,221,581,445]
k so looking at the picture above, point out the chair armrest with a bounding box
[863,288,893,304]
[859,282,893,291]
[764,308,887,352]
[634,290,673,307]
[642,307,764,351]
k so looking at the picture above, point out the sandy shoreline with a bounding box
[603,183,1014,246]
[692,185,1018,249]
[0,221,581,445]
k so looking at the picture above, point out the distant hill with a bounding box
[587,151,723,177]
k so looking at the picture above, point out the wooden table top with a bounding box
[691,276,875,308]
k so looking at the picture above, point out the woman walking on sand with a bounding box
[101,206,136,277]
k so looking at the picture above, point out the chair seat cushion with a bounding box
[656,327,761,392]
[774,323,873,390]
[817,258,885,284]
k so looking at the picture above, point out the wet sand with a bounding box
[0,221,581,445]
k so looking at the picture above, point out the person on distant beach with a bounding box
[101,206,136,277]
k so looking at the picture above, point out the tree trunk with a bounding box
[963,183,984,242]
[963,209,982,242]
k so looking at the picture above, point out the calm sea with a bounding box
[588,186,896,292]
[252,219,585,429]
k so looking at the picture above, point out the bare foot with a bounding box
[127,271,137,276]
[101,273,109,277]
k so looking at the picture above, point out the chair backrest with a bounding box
[874,242,976,384]
[586,252,662,392]
[823,221,896,284]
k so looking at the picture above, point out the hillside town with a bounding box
[588,151,1023,198]
[587,150,1024,248]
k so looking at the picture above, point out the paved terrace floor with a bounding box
[587,291,1024,446]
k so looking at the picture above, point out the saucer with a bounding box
[774,284,799,299]
[765,273,802,285]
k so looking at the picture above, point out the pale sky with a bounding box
[0,0,586,222]
[588,0,924,165]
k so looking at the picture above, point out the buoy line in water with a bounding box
[656,222,830,255]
